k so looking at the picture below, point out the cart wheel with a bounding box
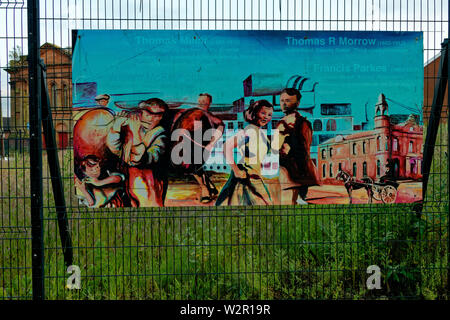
[381,185,397,204]
[371,185,382,201]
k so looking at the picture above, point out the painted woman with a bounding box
[215,100,274,206]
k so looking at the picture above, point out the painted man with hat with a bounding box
[106,98,169,207]
[95,93,111,107]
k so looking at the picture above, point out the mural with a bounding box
[72,30,423,207]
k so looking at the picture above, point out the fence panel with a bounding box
[0,0,33,300]
[1,0,449,300]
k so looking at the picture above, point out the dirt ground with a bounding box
[164,173,422,207]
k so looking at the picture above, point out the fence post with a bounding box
[28,0,45,300]
[448,3,450,296]
[40,62,73,267]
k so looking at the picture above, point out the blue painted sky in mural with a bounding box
[72,30,423,124]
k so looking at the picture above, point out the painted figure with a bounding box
[106,98,169,207]
[216,100,274,206]
[73,108,116,164]
[171,93,225,203]
[380,159,395,183]
[276,88,319,205]
[74,155,125,208]
[95,93,110,107]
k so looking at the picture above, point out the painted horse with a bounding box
[336,170,374,204]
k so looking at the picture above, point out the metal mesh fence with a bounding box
[0,0,449,300]
[0,0,32,300]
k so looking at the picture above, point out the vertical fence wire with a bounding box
[0,0,449,300]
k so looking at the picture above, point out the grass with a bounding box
[0,124,448,300]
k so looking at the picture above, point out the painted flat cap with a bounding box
[138,101,167,114]
[95,94,110,101]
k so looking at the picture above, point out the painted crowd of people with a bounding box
[73,88,319,208]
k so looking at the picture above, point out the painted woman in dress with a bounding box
[215,100,274,206]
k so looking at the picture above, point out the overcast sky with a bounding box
[1,0,448,116]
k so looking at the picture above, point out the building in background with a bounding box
[424,53,448,122]
[5,43,72,149]
[318,94,423,184]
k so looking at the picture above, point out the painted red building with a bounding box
[318,94,423,184]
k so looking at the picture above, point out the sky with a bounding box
[72,29,422,124]
[0,0,448,118]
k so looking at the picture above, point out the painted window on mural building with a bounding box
[313,119,322,131]
[326,119,337,131]
[393,138,398,152]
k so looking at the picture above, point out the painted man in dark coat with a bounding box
[276,88,319,204]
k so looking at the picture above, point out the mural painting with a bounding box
[72,30,423,207]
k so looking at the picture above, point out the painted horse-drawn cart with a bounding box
[336,170,399,204]
[370,179,399,204]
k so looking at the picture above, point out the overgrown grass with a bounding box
[0,124,448,299]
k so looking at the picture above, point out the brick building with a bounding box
[5,43,72,149]
[424,53,448,122]
[318,94,423,184]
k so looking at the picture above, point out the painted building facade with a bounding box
[318,94,423,184]
[203,73,368,175]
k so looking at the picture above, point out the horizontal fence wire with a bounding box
[0,0,449,300]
